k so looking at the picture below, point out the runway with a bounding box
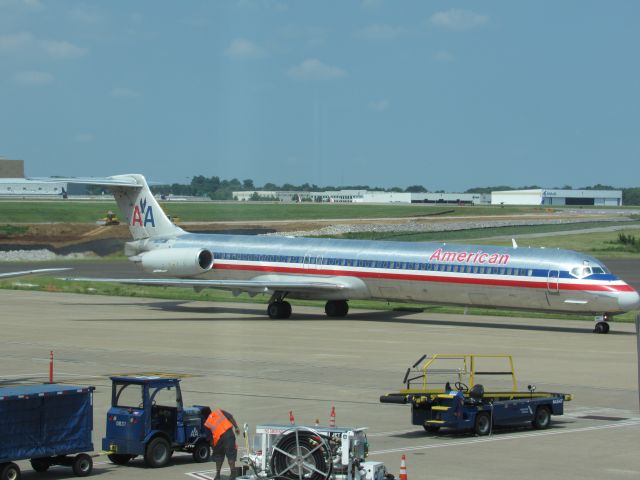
[1,289,638,479]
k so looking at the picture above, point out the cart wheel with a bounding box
[423,425,440,434]
[145,437,172,468]
[0,462,21,480]
[30,458,51,472]
[474,412,491,436]
[108,454,134,465]
[192,440,211,463]
[72,454,93,477]
[532,406,551,429]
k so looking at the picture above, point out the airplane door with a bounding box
[547,269,559,293]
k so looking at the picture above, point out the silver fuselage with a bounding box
[133,233,639,315]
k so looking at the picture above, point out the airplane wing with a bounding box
[60,276,348,295]
[0,268,72,279]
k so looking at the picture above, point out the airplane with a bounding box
[45,174,638,334]
[0,268,71,279]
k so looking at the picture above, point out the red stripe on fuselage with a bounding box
[213,263,635,293]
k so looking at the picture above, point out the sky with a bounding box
[0,0,638,191]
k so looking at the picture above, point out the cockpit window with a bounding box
[571,266,593,278]
[591,266,606,274]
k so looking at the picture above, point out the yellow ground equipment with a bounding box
[380,354,572,435]
[96,211,120,226]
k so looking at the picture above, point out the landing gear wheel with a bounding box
[0,463,21,480]
[30,458,50,472]
[192,440,211,463]
[594,322,610,334]
[108,454,134,465]
[474,412,491,436]
[267,301,292,319]
[72,454,93,477]
[144,437,172,468]
[324,300,349,317]
[532,406,551,429]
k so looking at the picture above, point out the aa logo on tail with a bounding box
[131,198,155,227]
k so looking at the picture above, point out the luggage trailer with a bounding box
[0,384,95,479]
[380,354,572,435]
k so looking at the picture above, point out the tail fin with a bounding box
[109,174,184,240]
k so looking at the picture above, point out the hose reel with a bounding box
[269,427,333,480]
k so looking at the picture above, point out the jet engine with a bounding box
[137,248,213,276]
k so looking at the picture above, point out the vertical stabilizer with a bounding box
[109,174,184,240]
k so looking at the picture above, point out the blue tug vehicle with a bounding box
[103,376,212,468]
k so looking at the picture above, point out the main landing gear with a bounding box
[267,300,292,319]
[325,300,349,317]
[266,297,350,319]
[594,314,611,334]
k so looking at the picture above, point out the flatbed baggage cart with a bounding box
[0,384,95,479]
[380,354,572,435]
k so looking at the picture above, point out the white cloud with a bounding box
[0,0,44,11]
[354,24,408,41]
[13,70,53,86]
[0,32,88,59]
[369,99,390,111]
[0,32,33,53]
[111,87,140,98]
[74,133,95,143]
[41,40,88,59]
[287,59,346,80]
[224,38,264,58]
[433,51,455,62]
[429,9,489,30]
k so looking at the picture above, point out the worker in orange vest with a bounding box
[203,407,241,480]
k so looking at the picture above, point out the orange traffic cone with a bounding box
[329,405,336,428]
[289,411,295,425]
[399,454,408,480]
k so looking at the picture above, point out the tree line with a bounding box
[148,176,640,205]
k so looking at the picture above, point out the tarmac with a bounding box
[1,289,638,479]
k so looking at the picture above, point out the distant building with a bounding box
[233,190,490,204]
[0,178,67,196]
[410,192,490,205]
[491,189,622,206]
[0,159,25,178]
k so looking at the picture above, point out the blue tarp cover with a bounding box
[0,384,94,462]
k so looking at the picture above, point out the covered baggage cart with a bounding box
[0,384,95,479]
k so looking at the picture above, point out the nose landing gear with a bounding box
[594,314,611,334]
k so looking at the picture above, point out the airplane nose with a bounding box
[618,290,640,311]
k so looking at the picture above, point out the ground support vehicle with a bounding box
[0,384,95,479]
[239,424,393,480]
[103,376,212,468]
[380,354,572,435]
